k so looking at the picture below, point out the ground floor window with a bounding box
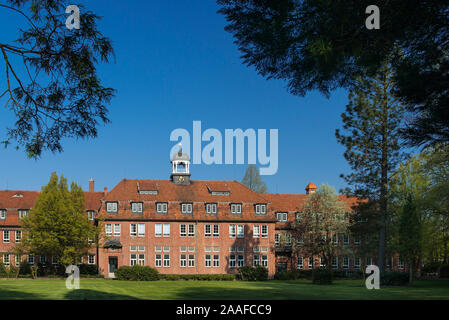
[343,256,349,269]
[354,257,361,269]
[155,254,162,267]
[238,255,244,267]
[213,254,219,267]
[180,254,187,267]
[331,257,338,269]
[3,254,10,266]
[88,255,95,265]
[277,262,287,273]
[130,254,137,266]
[205,254,211,267]
[188,254,195,267]
[261,255,268,267]
[28,255,34,265]
[297,257,303,269]
[229,254,236,268]
[163,254,170,267]
[253,254,260,267]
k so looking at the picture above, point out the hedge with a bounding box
[237,266,268,281]
[160,274,235,281]
[274,269,363,280]
[312,269,333,284]
[115,265,160,281]
[380,271,409,286]
[78,264,99,275]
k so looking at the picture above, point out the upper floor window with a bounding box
[237,225,244,238]
[87,211,95,220]
[105,223,112,236]
[138,224,146,237]
[230,204,242,215]
[15,230,21,243]
[332,234,338,245]
[131,202,143,214]
[354,236,361,245]
[113,224,121,236]
[181,203,193,214]
[18,210,29,219]
[255,204,266,215]
[276,212,288,222]
[106,202,118,213]
[3,230,10,243]
[343,234,350,245]
[156,202,168,214]
[205,203,217,214]
[0,210,6,220]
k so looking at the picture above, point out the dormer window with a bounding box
[276,212,288,222]
[205,203,217,214]
[18,210,29,219]
[230,204,242,215]
[156,203,168,214]
[181,203,193,214]
[131,202,143,214]
[211,191,230,196]
[87,211,95,220]
[106,202,118,213]
[0,210,6,220]
[255,204,266,215]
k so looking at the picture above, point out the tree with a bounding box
[335,63,407,272]
[397,196,422,284]
[20,172,98,266]
[242,165,267,193]
[217,0,449,147]
[290,184,350,274]
[0,1,115,158]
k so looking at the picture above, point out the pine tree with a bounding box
[242,165,268,193]
[335,62,407,272]
[20,172,98,266]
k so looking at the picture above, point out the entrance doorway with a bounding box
[108,257,118,278]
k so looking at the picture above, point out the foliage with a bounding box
[312,269,333,285]
[217,0,449,148]
[78,264,98,275]
[114,265,160,281]
[19,261,32,275]
[0,262,7,277]
[242,165,267,193]
[0,0,115,157]
[380,271,409,286]
[237,266,268,281]
[160,274,235,281]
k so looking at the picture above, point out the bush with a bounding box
[19,261,32,275]
[439,265,449,278]
[0,262,7,277]
[115,265,159,281]
[160,274,235,281]
[421,262,441,274]
[312,269,333,284]
[238,266,268,281]
[78,264,98,275]
[380,271,409,286]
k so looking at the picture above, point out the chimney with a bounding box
[89,178,95,193]
[104,187,108,195]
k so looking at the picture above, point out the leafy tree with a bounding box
[397,196,422,284]
[336,63,407,272]
[242,165,267,193]
[0,0,115,158]
[217,0,449,147]
[290,184,350,272]
[20,172,98,266]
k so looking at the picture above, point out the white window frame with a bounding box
[253,254,260,266]
[15,230,21,243]
[18,210,29,219]
[213,254,220,267]
[28,255,34,265]
[205,224,211,237]
[255,204,266,215]
[261,255,268,267]
[155,224,162,237]
[180,224,187,237]
[163,224,170,237]
[130,224,137,237]
[87,211,95,220]
[230,203,242,215]
[297,257,304,270]
[163,254,170,267]
[331,257,338,269]
[181,203,193,214]
[3,230,10,243]
[205,254,211,267]
[188,254,195,267]
[237,254,244,267]
[155,254,162,267]
[0,210,6,220]
[188,224,195,237]
[131,202,143,214]
[88,255,95,265]
[213,224,219,237]
[3,254,10,266]
[105,223,112,236]
[206,203,217,214]
[229,224,236,238]
[138,223,145,237]
[343,234,350,245]
[113,223,121,236]
[156,202,168,214]
[229,254,236,268]
[261,225,268,238]
[237,225,244,238]
[253,225,260,238]
[343,256,349,269]
[276,212,288,222]
[180,254,187,267]
[106,202,118,213]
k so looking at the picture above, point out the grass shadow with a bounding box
[64,289,139,300]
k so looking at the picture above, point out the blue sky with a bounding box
[0,0,353,194]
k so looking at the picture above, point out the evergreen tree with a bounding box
[335,63,407,272]
[20,172,97,266]
[242,165,267,193]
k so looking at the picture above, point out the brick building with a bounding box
[0,149,406,278]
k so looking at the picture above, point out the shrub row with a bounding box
[274,269,364,280]
[312,269,333,284]
[115,265,160,281]
[160,274,235,281]
[380,271,409,286]
[237,266,268,281]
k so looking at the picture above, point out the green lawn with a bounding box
[0,279,448,300]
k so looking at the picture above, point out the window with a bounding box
[40,256,46,264]
[205,225,211,237]
[130,254,137,266]
[0,210,6,220]
[52,256,58,265]
[261,255,268,267]
[28,255,34,265]
[130,245,137,252]
[253,225,260,238]
[320,257,325,268]
[138,224,146,237]
[366,257,373,266]
[213,225,219,237]
[130,224,137,237]
[253,254,260,266]
[87,211,95,220]
[354,236,361,246]
[15,230,21,243]
[286,233,292,246]
[276,212,288,222]
[354,257,361,269]
[237,255,244,267]
[229,254,236,268]
[3,254,10,266]
[205,254,211,267]
[156,202,168,214]
[188,254,195,267]
[155,224,162,237]
[188,224,195,237]
[18,210,29,219]
[332,257,338,269]
[88,255,95,265]
[213,255,220,267]
[15,255,21,266]
[332,234,338,245]
[138,246,145,252]
[155,254,162,267]
[131,202,143,214]
[105,224,112,236]
[275,234,280,246]
[398,257,404,270]
[297,257,304,270]
[181,203,193,214]
[206,203,217,214]
[237,225,244,238]
[309,257,314,269]
[106,202,118,213]
[163,254,170,267]
[163,224,170,237]
[261,225,268,238]
[3,230,9,243]
[255,204,266,215]
[230,204,242,215]
[180,254,187,267]
[343,234,350,245]
[229,224,236,237]
[113,224,121,236]
[180,224,187,237]
[138,254,145,266]
[343,256,349,269]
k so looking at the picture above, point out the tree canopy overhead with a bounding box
[0,0,115,158]
[217,0,449,148]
